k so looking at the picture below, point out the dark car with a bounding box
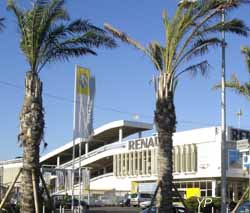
[53,195,89,210]
[119,197,131,207]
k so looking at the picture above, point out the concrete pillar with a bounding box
[113,155,117,176]
[85,142,89,155]
[120,154,124,176]
[137,151,140,175]
[57,156,60,167]
[125,153,128,176]
[119,128,123,142]
[146,149,149,175]
[117,154,120,176]
[155,148,158,175]
[129,152,132,176]
[151,149,154,175]
[133,152,136,176]
[212,180,216,197]
[142,150,145,175]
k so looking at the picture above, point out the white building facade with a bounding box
[39,121,249,201]
[1,120,249,202]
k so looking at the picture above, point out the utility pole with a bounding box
[221,5,227,213]
[237,109,243,129]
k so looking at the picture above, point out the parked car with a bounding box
[140,206,187,213]
[130,193,152,207]
[139,200,153,209]
[119,197,131,207]
[52,195,89,210]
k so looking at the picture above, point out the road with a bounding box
[88,206,141,213]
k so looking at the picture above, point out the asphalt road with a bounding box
[88,207,141,213]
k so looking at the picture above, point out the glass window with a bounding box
[175,183,180,189]
[207,181,212,189]
[131,193,138,198]
[207,190,212,197]
[194,182,199,188]
[187,182,192,188]
[201,190,206,197]
[180,183,186,189]
[200,182,206,189]
[140,193,152,198]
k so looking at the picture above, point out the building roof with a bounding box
[40,120,153,165]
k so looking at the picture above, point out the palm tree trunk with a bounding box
[155,93,176,213]
[19,71,44,213]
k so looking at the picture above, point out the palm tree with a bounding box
[0,17,4,31]
[7,0,115,212]
[214,47,250,98]
[104,0,248,212]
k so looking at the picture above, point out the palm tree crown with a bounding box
[105,0,248,99]
[7,0,116,73]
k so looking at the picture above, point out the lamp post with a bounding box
[221,5,227,213]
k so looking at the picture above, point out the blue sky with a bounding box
[0,0,250,160]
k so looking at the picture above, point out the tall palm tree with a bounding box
[105,0,248,212]
[0,17,4,31]
[7,0,115,212]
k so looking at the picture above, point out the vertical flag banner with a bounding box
[73,66,95,140]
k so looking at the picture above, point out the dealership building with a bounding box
[1,120,250,201]
[40,120,250,201]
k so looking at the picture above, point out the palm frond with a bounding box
[68,19,104,33]
[0,17,4,31]
[7,0,34,66]
[175,60,210,80]
[185,37,222,61]
[197,19,249,37]
[213,73,250,99]
[148,42,164,71]
[104,23,147,54]
[104,23,163,72]
[241,46,250,72]
[36,20,116,71]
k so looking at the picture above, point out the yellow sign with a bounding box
[186,188,201,199]
[131,181,138,193]
[77,66,90,95]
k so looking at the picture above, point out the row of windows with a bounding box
[173,144,197,173]
[114,144,197,177]
[174,180,213,197]
[113,149,157,176]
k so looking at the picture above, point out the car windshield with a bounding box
[131,193,138,198]
[140,194,152,198]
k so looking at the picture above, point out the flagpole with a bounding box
[79,139,82,212]
[72,65,78,212]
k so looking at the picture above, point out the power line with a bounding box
[0,79,217,127]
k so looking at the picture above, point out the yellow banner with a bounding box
[77,66,90,95]
[131,181,138,193]
[186,188,201,199]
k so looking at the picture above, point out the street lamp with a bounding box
[220,4,227,212]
